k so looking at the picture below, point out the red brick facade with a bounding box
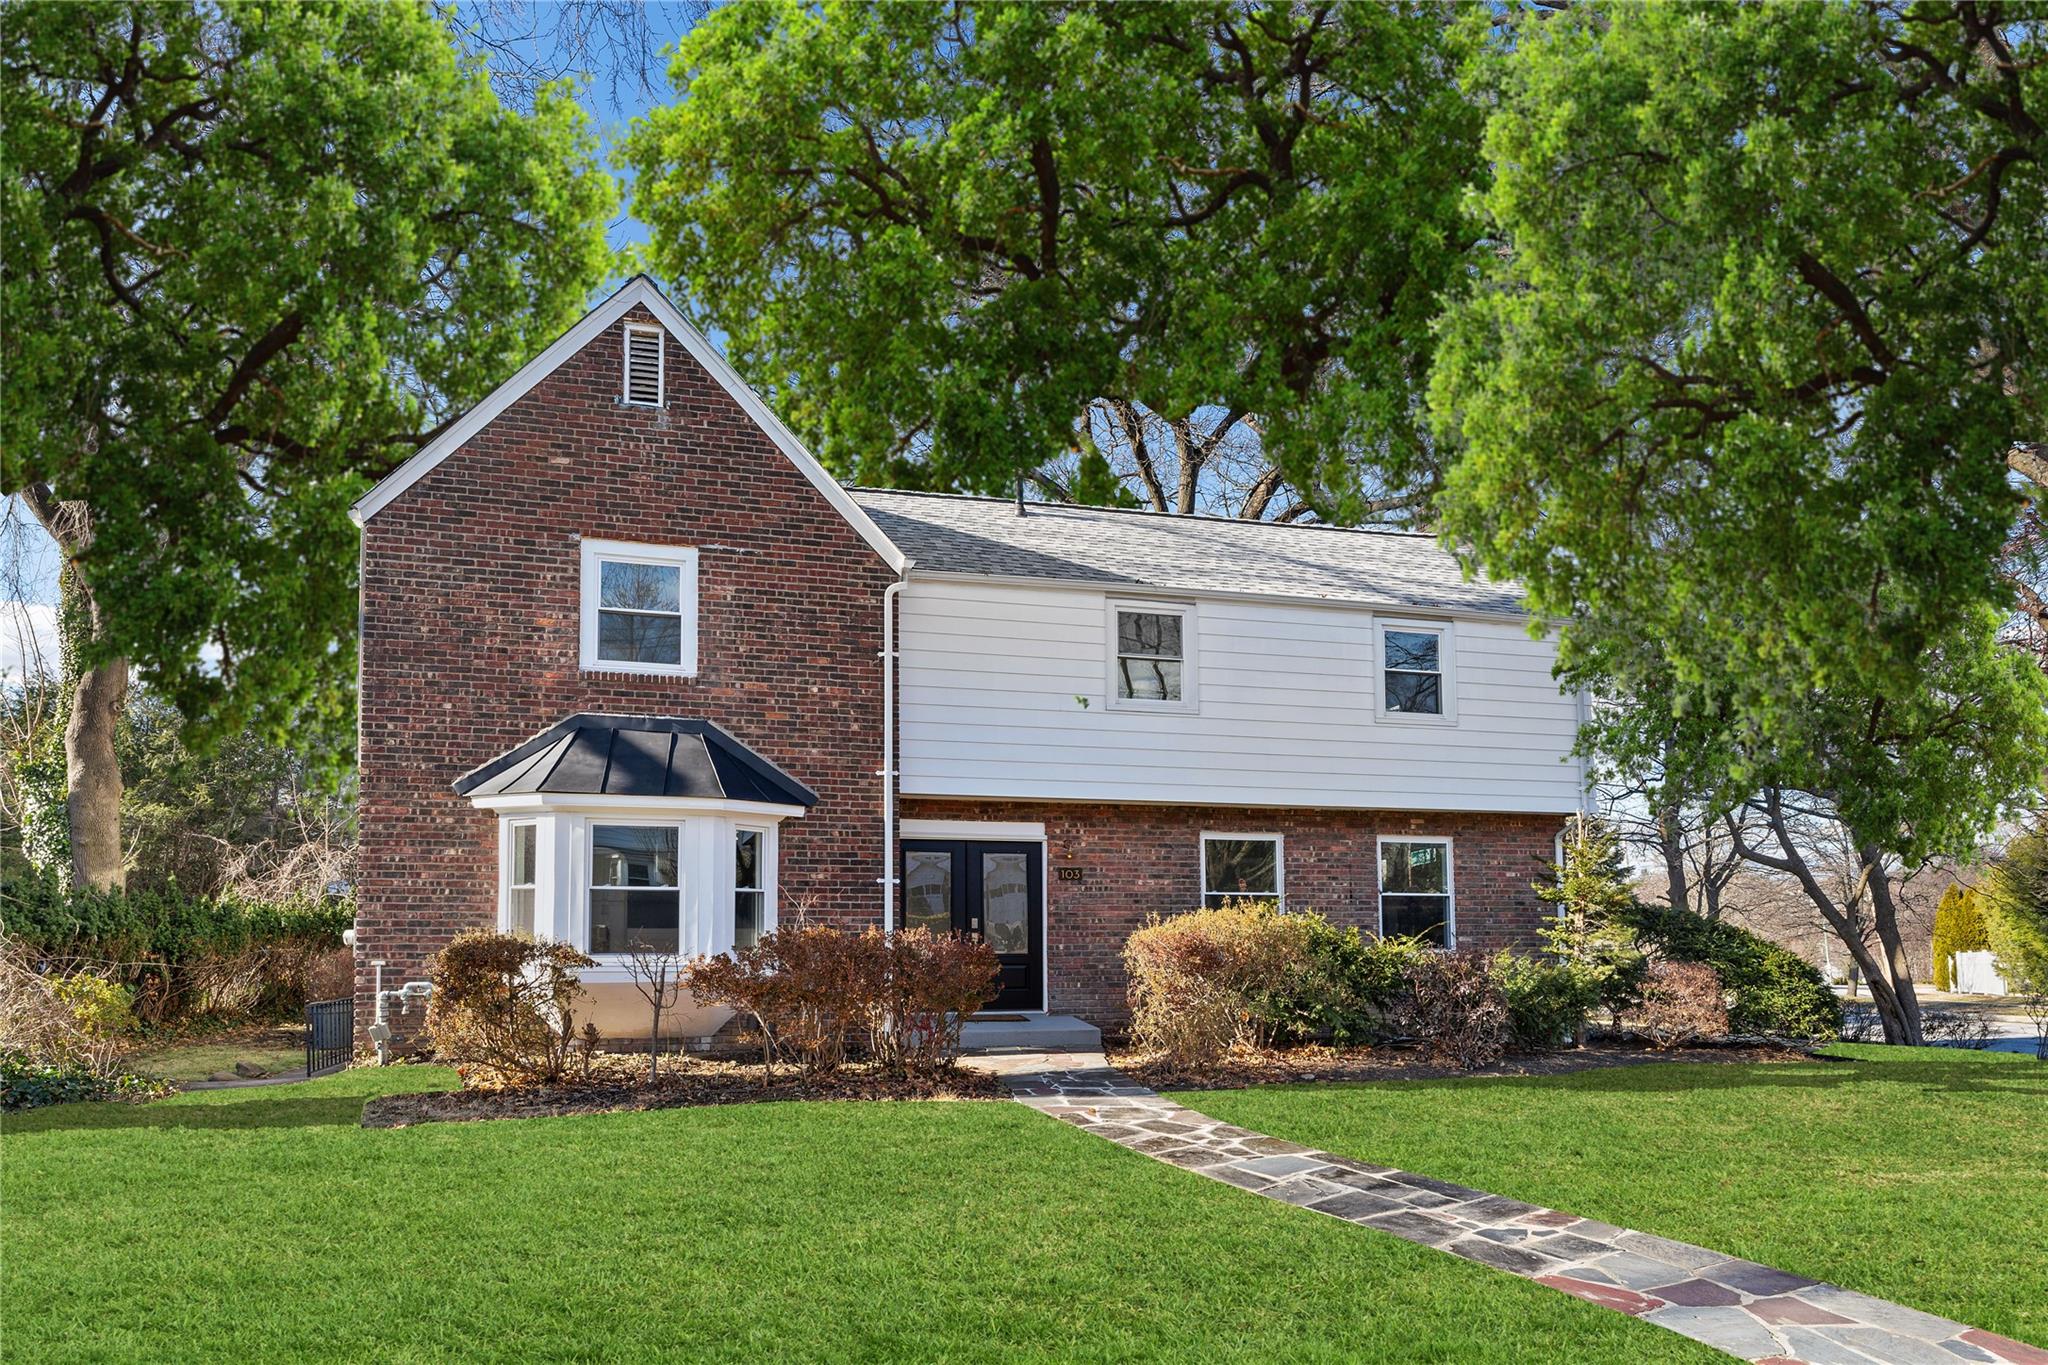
[356,307,896,1039]
[357,295,1572,1041]
[900,798,1566,1024]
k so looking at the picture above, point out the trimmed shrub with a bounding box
[1401,949,1510,1069]
[1618,903,1840,1040]
[427,931,599,1088]
[1626,960,1729,1048]
[1122,901,1314,1065]
[1494,952,1601,1050]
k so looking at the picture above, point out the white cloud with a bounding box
[0,601,60,686]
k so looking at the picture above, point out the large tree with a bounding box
[622,0,1484,521]
[1431,1,2048,1043]
[2,1,615,889]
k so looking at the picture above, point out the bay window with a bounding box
[503,821,538,936]
[734,828,766,948]
[588,824,681,954]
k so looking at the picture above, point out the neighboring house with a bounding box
[351,277,1585,1044]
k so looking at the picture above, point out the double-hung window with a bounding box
[734,828,767,948]
[1378,837,1453,946]
[1202,833,1282,908]
[1109,600,1196,710]
[504,821,537,936]
[1378,619,1452,720]
[589,824,680,954]
[580,539,698,675]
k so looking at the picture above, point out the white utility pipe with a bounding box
[880,573,909,931]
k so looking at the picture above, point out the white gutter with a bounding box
[880,571,911,931]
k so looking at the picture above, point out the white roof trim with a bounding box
[349,276,908,572]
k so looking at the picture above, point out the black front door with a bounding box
[900,840,1043,1011]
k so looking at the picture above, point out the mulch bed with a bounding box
[360,1055,1005,1129]
[1112,1037,1823,1092]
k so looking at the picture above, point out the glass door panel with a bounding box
[981,852,1031,954]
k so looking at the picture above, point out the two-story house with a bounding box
[351,277,1586,1045]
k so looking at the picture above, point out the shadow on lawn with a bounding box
[1397,1053,2048,1103]
[3,1092,418,1135]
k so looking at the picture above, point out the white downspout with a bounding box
[880,571,910,931]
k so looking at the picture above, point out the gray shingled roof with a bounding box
[849,490,1524,615]
[454,715,817,807]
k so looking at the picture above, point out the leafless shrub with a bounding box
[1627,960,1730,1049]
[1401,949,1510,1070]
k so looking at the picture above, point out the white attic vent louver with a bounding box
[623,324,664,407]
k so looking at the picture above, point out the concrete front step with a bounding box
[960,1014,1103,1052]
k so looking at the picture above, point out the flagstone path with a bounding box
[978,1050,2046,1365]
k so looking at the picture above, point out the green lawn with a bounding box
[1176,1044,2048,1349]
[125,1035,305,1082]
[2,1068,1710,1363]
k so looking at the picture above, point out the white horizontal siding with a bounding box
[897,579,1583,814]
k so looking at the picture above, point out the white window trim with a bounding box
[1201,830,1284,908]
[1375,834,1456,947]
[586,818,684,958]
[1374,616,1457,724]
[579,537,699,676]
[622,322,665,407]
[500,818,539,934]
[1106,598,1199,713]
[734,821,777,946]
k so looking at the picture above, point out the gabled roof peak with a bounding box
[349,276,907,572]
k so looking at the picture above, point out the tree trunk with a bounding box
[20,487,127,893]
[1658,802,1690,913]
[65,652,127,892]
[1861,848,1923,1046]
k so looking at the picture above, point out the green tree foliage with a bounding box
[2,0,617,759]
[1429,2,2048,1039]
[1533,816,1644,1025]
[1982,825,2048,1000]
[623,1,1482,518]
[1931,883,1991,992]
[1433,2,2045,758]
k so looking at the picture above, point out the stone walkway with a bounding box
[980,1051,2046,1365]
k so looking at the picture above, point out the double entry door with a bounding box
[900,840,1044,1011]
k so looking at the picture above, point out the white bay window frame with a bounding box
[473,793,793,981]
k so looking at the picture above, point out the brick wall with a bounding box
[900,797,1567,1026]
[357,306,896,1042]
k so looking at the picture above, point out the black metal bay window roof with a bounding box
[453,714,818,808]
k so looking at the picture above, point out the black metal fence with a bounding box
[304,996,353,1077]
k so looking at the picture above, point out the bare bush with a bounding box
[0,934,132,1075]
[687,924,998,1077]
[1122,902,1314,1066]
[1627,960,1730,1048]
[426,931,598,1088]
[869,928,1000,1074]
[1401,949,1510,1070]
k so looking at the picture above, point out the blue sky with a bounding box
[2,6,710,675]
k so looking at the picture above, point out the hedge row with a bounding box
[0,873,353,965]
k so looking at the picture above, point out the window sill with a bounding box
[1374,708,1456,726]
[579,660,700,678]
